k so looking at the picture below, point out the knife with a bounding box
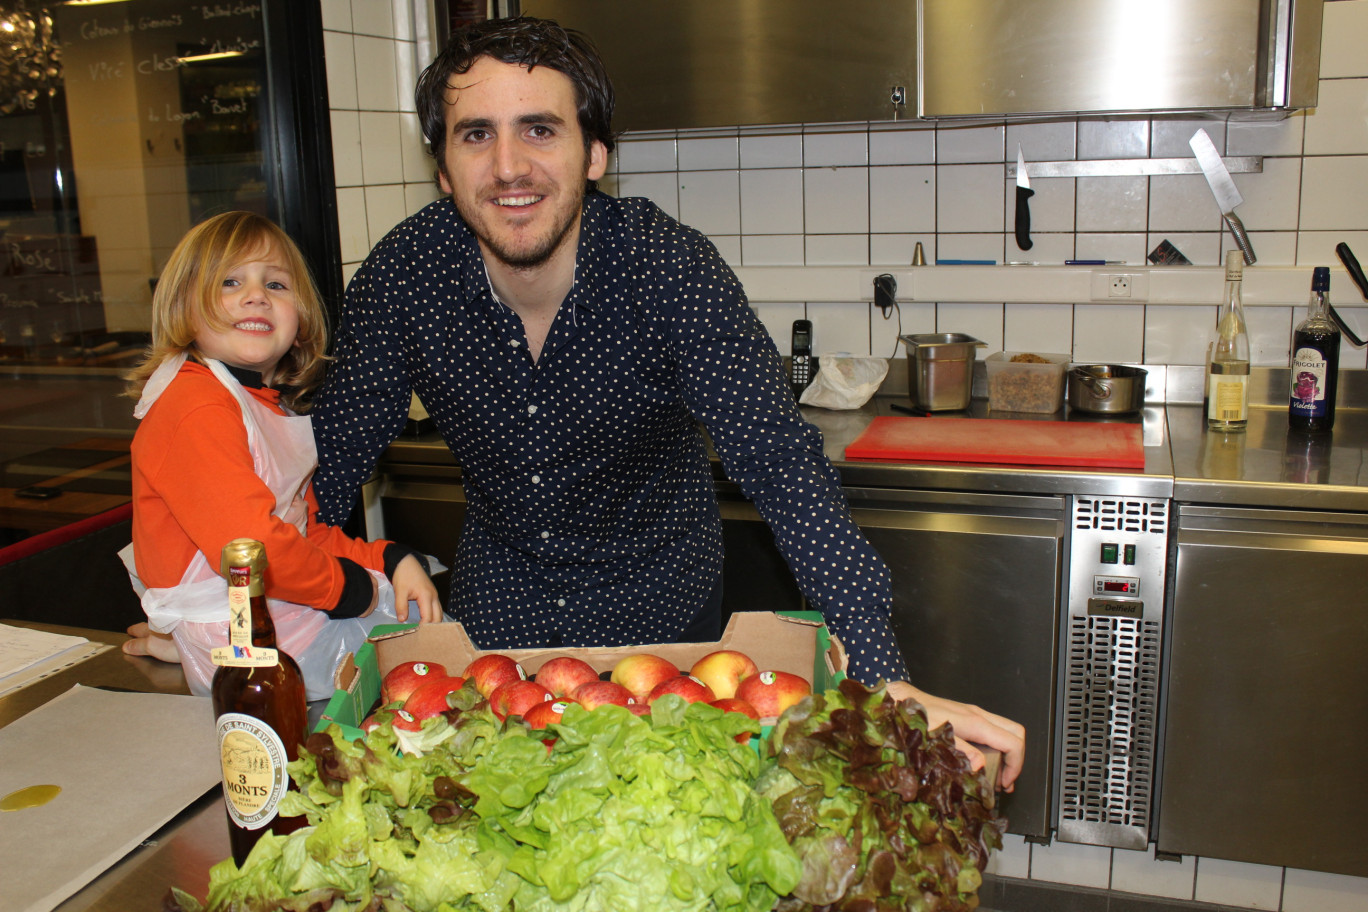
[1014,144,1033,251]
[1332,242,1368,346]
[1189,129,1256,265]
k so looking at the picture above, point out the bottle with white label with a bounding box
[210,538,307,866]
[1207,250,1250,430]
[1289,266,1340,433]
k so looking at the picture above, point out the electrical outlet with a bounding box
[1089,270,1149,302]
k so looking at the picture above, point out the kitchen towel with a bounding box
[0,684,220,912]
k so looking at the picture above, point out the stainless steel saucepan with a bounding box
[1066,365,1147,415]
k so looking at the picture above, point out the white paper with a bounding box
[0,684,221,912]
[0,625,90,684]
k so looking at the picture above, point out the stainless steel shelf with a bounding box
[1007,157,1263,179]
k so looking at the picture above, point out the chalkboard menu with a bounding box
[0,1,271,364]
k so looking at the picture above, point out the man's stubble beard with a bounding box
[457,178,589,274]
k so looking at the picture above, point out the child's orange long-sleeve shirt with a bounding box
[130,360,391,613]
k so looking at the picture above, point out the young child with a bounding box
[119,211,442,700]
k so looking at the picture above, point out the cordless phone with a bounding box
[789,319,814,400]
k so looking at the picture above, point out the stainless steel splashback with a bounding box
[510,0,1320,130]
[518,0,917,131]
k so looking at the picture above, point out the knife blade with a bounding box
[1014,144,1034,251]
[1189,129,1256,265]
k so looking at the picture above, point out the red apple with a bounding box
[734,670,812,718]
[689,650,759,700]
[610,653,678,701]
[360,709,394,733]
[401,675,466,719]
[489,679,553,721]
[626,702,652,717]
[381,660,449,705]
[464,653,526,698]
[570,680,637,710]
[523,699,572,730]
[391,709,423,732]
[534,656,600,697]
[647,675,716,705]
[710,697,761,743]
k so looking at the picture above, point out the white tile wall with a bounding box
[1111,845,1196,900]
[1031,840,1111,890]
[329,10,1368,910]
[326,0,437,266]
[1197,858,1286,911]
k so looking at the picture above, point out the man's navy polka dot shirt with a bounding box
[310,192,910,687]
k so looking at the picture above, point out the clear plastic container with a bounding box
[986,352,1069,413]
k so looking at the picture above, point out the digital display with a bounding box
[1103,580,1131,593]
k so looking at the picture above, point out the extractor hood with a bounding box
[512,0,1322,131]
[516,0,917,131]
[919,0,1322,119]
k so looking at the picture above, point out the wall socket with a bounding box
[1089,271,1149,302]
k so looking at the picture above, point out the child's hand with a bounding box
[393,554,443,624]
[359,575,378,618]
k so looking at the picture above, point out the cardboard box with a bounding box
[317,610,846,742]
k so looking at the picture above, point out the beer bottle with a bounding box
[210,538,307,866]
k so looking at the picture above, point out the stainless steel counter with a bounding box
[383,393,1175,500]
[382,365,1368,522]
[1168,402,1368,510]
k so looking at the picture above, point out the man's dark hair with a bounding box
[416,16,617,164]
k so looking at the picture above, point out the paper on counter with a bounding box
[0,684,221,912]
[0,624,89,678]
[0,625,110,698]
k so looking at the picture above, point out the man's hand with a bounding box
[392,554,443,624]
[886,680,1025,792]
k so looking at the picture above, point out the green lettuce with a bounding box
[173,695,799,912]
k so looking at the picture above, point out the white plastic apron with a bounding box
[120,355,399,700]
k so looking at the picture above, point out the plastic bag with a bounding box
[169,572,403,702]
[799,353,889,409]
[120,544,444,701]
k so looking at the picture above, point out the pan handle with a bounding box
[1331,243,1367,347]
[1071,370,1113,399]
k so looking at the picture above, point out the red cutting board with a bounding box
[845,416,1145,469]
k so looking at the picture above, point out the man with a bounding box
[311,17,1023,785]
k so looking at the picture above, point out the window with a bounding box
[0,0,336,546]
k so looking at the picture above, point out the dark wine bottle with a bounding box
[210,538,307,867]
[1288,267,1340,433]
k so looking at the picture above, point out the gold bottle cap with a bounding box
[220,538,267,593]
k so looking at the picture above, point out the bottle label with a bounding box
[216,713,290,830]
[212,575,277,667]
[1207,374,1248,422]
[1290,347,1328,416]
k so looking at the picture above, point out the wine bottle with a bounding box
[1207,250,1250,430]
[210,538,307,867]
[1289,266,1340,433]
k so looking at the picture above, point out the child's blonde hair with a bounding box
[124,211,329,411]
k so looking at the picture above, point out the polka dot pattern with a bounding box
[311,193,910,686]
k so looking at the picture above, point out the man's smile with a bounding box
[493,194,545,208]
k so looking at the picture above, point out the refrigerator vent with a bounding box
[1059,613,1161,834]
[1074,497,1168,535]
